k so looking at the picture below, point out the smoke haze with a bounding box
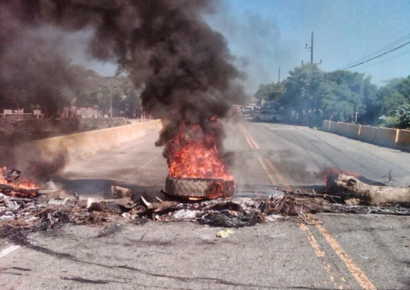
[205,0,298,94]
[0,0,245,146]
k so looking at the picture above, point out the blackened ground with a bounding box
[0,118,409,289]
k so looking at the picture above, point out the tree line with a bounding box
[0,37,142,118]
[255,64,410,129]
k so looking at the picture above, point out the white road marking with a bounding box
[0,245,20,258]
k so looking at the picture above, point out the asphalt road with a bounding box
[1,118,409,290]
[229,118,410,189]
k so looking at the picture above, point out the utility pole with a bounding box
[304,31,322,65]
[311,31,314,64]
[305,31,314,63]
[278,67,281,83]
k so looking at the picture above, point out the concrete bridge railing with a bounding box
[322,121,409,151]
[14,120,163,171]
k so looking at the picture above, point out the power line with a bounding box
[339,33,410,69]
[343,40,410,70]
[338,33,410,70]
[353,49,410,71]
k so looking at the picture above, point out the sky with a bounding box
[72,0,410,94]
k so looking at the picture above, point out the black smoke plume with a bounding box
[1,0,244,144]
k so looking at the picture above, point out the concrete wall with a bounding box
[14,120,162,170]
[322,121,409,152]
[329,121,339,133]
[358,126,377,143]
[396,130,410,151]
[375,127,398,147]
[338,123,360,139]
[322,120,331,131]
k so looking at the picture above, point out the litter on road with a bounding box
[216,229,234,238]
[1,167,409,242]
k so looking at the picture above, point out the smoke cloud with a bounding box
[0,26,82,115]
[205,1,297,94]
[0,0,245,147]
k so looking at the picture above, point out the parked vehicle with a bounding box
[253,110,283,122]
[244,106,254,115]
[260,101,284,113]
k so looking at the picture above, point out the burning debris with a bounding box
[164,120,235,199]
[0,167,38,197]
[1,167,410,237]
[2,168,21,183]
[0,168,311,231]
[166,122,232,181]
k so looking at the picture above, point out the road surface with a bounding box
[0,118,409,290]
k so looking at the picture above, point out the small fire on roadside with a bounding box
[187,197,203,201]
[0,166,38,193]
[167,123,233,181]
[318,167,360,184]
[165,120,235,199]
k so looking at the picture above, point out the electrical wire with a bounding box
[353,49,410,71]
[338,33,410,70]
[343,40,410,70]
[339,33,410,69]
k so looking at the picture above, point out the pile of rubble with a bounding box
[0,188,313,231]
[1,169,410,234]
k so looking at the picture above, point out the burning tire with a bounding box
[165,177,235,199]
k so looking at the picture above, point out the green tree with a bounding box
[74,68,142,115]
[255,82,285,101]
[396,104,410,129]
[377,77,409,117]
[360,76,379,124]
[281,64,324,110]
[318,79,353,121]
[397,76,410,97]
[318,70,373,122]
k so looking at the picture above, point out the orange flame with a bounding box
[187,197,203,201]
[0,166,38,191]
[167,123,233,181]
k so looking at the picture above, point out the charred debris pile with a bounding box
[1,169,409,237]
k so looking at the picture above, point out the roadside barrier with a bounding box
[358,126,377,143]
[329,121,339,133]
[396,129,410,151]
[338,122,360,139]
[322,120,331,130]
[375,127,398,147]
[321,120,409,151]
[14,120,163,168]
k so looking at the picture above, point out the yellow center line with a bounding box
[298,223,351,289]
[264,158,292,191]
[257,158,277,185]
[298,223,325,257]
[239,121,375,290]
[239,122,259,149]
[258,150,349,288]
[315,224,377,290]
[238,122,256,149]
